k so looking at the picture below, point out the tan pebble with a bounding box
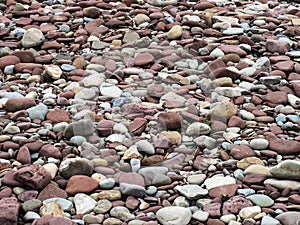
[98,190,121,201]
[244,165,272,176]
[0,135,11,142]
[40,202,65,217]
[43,163,58,179]
[237,157,265,170]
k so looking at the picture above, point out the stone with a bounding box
[100,82,122,98]
[35,215,77,225]
[156,206,192,225]
[264,179,300,190]
[21,28,44,48]
[43,198,73,211]
[119,172,145,187]
[230,145,255,160]
[265,91,288,105]
[186,122,211,136]
[266,39,290,54]
[192,210,210,222]
[14,164,52,190]
[44,65,62,80]
[204,175,236,190]
[157,112,182,130]
[98,190,121,201]
[0,55,21,69]
[59,157,94,179]
[119,183,146,198]
[270,160,300,180]
[0,197,20,225]
[110,206,135,221]
[138,167,171,186]
[239,206,261,219]
[261,216,280,225]
[135,14,151,26]
[129,118,147,136]
[136,140,155,155]
[134,52,154,66]
[26,103,48,120]
[22,199,42,212]
[175,185,208,200]
[246,194,274,207]
[5,98,36,112]
[74,193,97,215]
[40,201,65,217]
[194,136,217,149]
[249,139,269,150]
[46,109,70,123]
[64,119,95,139]
[265,132,300,155]
[203,202,222,218]
[276,212,300,225]
[211,101,238,122]
[16,145,31,164]
[66,175,99,195]
[223,196,253,215]
[209,184,238,198]
[167,25,183,40]
[83,6,101,18]
[94,199,112,214]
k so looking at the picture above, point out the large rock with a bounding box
[59,158,94,179]
[66,175,99,195]
[5,98,36,112]
[266,39,290,54]
[0,197,20,225]
[14,164,52,190]
[21,28,45,48]
[211,101,238,122]
[156,206,192,225]
[276,211,300,225]
[64,119,95,139]
[157,112,182,130]
[270,160,300,180]
[264,132,300,155]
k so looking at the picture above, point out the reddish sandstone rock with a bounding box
[0,197,20,225]
[65,175,99,195]
[5,98,36,112]
[230,145,256,160]
[46,109,70,123]
[37,183,68,201]
[0,55,21,69]
[157,112,182,131]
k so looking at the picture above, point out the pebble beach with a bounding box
[0,0,300,224]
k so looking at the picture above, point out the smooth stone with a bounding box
[59,157,94,179]
[40,202,65,217]
[21,28,44,48]
[244,165,272,176]
[26,103,49,120]
[100,83,122,98]
[74,88,96,100]
[270,160,300,180]
[239,206,261,219]
[192,210,210,222]
[186,122,211,136]
[187,174,207,185]
[276,212,300,225]
[203,175,236,190]
[43,198,73,211]
[94,199,112,214]
[156,206,192,225]
[64,119,95,139]
[246,194,274,207]
[136,140,155,155]
[110,206,135,221]
[23,211,40,221]
[120,183,146,198]
[167,25,183,40]
[194,136,217,149]
[99,178,115,189]
[70,136,86,146]
[74,193,97,215]
[264,179,300,190]
[249,139,269,150]
[175,185,208,200]
[261,216,280,225]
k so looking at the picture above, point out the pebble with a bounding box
[21,28,44,48]
[239,206,261,219]
[175,185,208,200]
[270,160,300,180]
[246,194,274,207]
[74,193,97,215]
[156,206,192,225]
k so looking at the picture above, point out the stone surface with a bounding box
[156,206,192,225]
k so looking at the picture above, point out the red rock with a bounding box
[33,215,77,225]
[265,132,300,155]
[222,195,253,215]
[218,45,247,57]
[203,202,222,218]
[14,63,43,72]
[273,60,294,73]
[228,116,245,128]
[207,219,225,225]
[18,190,39,202]
[39,144,62,159]
[14,164,52,190]
[2,141,19,151]
[157,112,182,131]
[209,184,238,198]
[230,145,255,160]
[118,172,145,187]
[24,141,44,153]
[205,59,226,74]
[1,170,23,187]
[0,187,12,199]
[266,39,290,54]
[96,120,114,137]
[16,145,31,164]
[5,98,36,112]
[0,55,21,69]
[41,40,63,50]
[134,52,155,66]
[65,175,99,195]
[288,194,300,204]
[126,196,139,210]
[265,91,288,105]
[129,118,147,136]
[0,197,20,225]
[193,1,215,10]
[46,109,70,123]
[37,183,68,201]
[12,50,36,63]
[244,174,268,184]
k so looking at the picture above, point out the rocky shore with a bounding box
[0,0,300,224]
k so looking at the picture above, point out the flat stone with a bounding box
[156,206,192,225]
[264,179,300,190]
[276,212,300,225]
[21,28,44,48]
[204,175,236,190]
[66,175,99,195]
[59,157,94,179]
[74,193,97,215]
[167,25,183,40]
[186,122,211,136]
[5,98,36,112]
[175,185,208,200]
[239,206,261,219]
[270,160,300,180]
[246,194,274,207]
[0,197,20,225]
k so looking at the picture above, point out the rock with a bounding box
[46,109,70,123]
[136,140,155,155]
[134,52,154,66]
[264,179,300,190]
[100,82,122,98]
[223,196,253,215]
[83,6,101,18]
[44,65,63,80]
[209,184,238,198]
[270,160,300,180]
[239,206,261,219]
[5,98,36,112]
[265,91,288,105]
[249,138,269,150]
[37,183,67,201]
[276,212,300,225]
[261,216,280,225]
[203,202,222,218]
[175,185,208,200]
[110,206,135,221]
[14,164,52,190]
[138,167,171,186]
[59,157,94,179]
[167,25,183,40]
[0,197,20,225]
[35,215,77,225]
[156,206,192,225]
[94,199,112,214]
[265,132,300,155]
[129,118,147,136]
[135,14,151,26]
[26,103,49,120]
[246,194,274,207]
[159,131,181,145]
[97,190,121,201]
[211,101,238,122]
[194,136,217,149]
[230,145,255,160]
[0,55,21,69]
[204,175,236,190]
[157,112,182,130]
[119,183,146,198]
[64,119,95,139]
[192,210,210,222]
[21,28,44,48]
[119,172,145,187]
[266,39,290,54]
[186,122,211,136]
[66,175,99,195]
[40,201,65,217]
[74,193,97,215]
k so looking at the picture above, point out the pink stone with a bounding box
[65,175,99,195]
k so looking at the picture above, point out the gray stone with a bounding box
[99,178,115,189]
[21,28,44,48]
[186,122,211,136]
[26,103,49,120]
[261,216,280,225]
[64,119,95,139]
[175,185,208,200]
[249,138,269,150]
[138,167,171,186]
[119,183,146,198]
[156,206,192,225]
[270,160,300,180]
[110,206,135,221]
[136,140,155,155]
[100,83,122,98]
[59,157,94,179]
[74,88,96,100]
[276,212,300,225]
[246,194,274,207]
[192,210,210,222]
